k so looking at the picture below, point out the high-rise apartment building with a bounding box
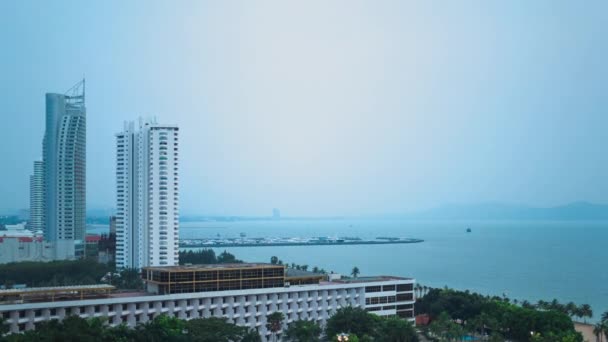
[29,161,44,232]
[116,119,180,269]
[43,80,86,245]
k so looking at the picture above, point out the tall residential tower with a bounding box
[43,80,86,245]
[115,119,180,269]
[29,161,44,232]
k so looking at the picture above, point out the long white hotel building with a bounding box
[0,264,415,341]
[115,119,180,269]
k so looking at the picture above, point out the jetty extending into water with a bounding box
[180,236,424,248]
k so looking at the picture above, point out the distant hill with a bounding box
[404,202,608,220]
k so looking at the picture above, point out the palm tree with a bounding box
[594,323,604,342]
[566,302,577,318]
[266,312,285,342]
[537,300,548,310]
[423,285,429,296]
[351,267,360,278]
[415,284,422,298]
[580,304,593,323]
[602,311,608,322]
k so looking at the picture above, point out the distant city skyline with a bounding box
[1,1,607,217]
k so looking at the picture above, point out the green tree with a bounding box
[8,316,110,342]
[266,312,284,342]
[593,323,604,342]
[377,316,418,342]
[185,317,254,342]
[0,259,112,288]
[332,334,360,342]
[241,329,262,342]
[0,317,9,335]
[414,284,421,298]
[351,267,360,278]
[179,249,217,265]
[111,268,144,290]
[565,302,577,318]
[284,319,322,342]
[325,307,378,339]
[217,250,242,263]
[270,256,278,265]
[134,314,186,342]
[429,312,463,341]
[521,300,534,309]
[579,304,592,323]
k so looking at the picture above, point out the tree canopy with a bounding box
[416,288,583,342]
[325,307,418,342]
[284,319,322,342]
[2,315,260,342]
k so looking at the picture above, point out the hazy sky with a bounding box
[1,1,607,216]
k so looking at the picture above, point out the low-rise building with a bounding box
[0,263,415,341]
[0,237,75,264]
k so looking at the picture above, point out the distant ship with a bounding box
[466,228,472,233]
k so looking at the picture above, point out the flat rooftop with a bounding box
[0,284,115,296]
[285,269,325,278]
[143,263,280,272]
[325,276,412,284]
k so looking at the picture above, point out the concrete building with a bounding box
[43,80,86,250]
[109,216,117,235]
[1,223,34,238]
[0,237,75,264]
[0,264,415,341]
[115,119,180,269]
[29,161,44,233]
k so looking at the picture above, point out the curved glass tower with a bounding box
[43,80,86,243]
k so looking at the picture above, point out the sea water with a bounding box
[89,219,608,321]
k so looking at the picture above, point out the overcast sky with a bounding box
[0,1,607,216]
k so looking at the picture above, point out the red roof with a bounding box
[416,314,430,326]
[0,236,43,243]
[86,235,102,243]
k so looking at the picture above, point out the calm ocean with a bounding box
[89,219,608,321]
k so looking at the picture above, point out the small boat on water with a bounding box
[466,228,472,233]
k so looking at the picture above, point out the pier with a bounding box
[179,237,424,248]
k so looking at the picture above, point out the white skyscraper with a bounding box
[115,119,180,269]
[29,161,44,232]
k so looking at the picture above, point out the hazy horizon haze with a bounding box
[1,0,607,216]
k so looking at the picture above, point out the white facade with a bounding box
[0,279,415,341]
[116,119,179,269]
[29,161,44,233]
[0,238,75,264]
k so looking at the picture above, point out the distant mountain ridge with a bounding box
[399,202,608,220]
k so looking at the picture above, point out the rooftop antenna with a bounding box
[64,78,85,105]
